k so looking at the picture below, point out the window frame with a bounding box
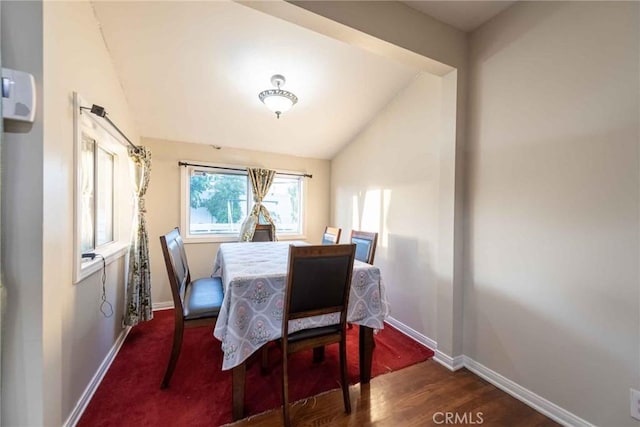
[80,135,116,252]
[73,93,131,283]
[180,162,307,243]
[94,144,116,247]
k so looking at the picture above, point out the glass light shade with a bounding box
[262,92,295,113]
[258,74,298,118]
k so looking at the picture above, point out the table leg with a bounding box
[313,346,325,363]
[359,325,374,383]
[232,362,246,421]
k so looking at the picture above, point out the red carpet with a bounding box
[79,309,433,426]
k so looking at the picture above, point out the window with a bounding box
[80,135,115,252]
[181,164,304,242]
[74,93,133,282]
[263,175,301,234]
[188,169,248,235]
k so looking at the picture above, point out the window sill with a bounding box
[183,234,307,244]
[76,241,129,283]
[277,234,307,242]
[183,235,241,244]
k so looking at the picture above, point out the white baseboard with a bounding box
[63,326,132,427]
[434,350,465,371]
[152,300,174,311]
[384,316,437,351]
[384,317,464,371]
[64,304,171,426]
[382,318,590,426]
[463,356,595,427]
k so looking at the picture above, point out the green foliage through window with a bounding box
[190,172,245,224]
[187,167,302,236]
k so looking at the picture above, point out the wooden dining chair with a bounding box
[252,224,276,242]
[350,230,379,264]
[159,228,224,388]
[272,243,356,427]
[347,230,379,332]
[321,226,342,244]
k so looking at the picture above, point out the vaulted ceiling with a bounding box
[92,1,514,159]
[402,1,516,32]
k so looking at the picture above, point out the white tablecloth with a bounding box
[212,241,389,370]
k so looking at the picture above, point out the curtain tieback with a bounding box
[138,198,147,214]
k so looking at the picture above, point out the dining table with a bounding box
[212,240,389,420]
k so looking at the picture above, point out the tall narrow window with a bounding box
[74,92,132,283]
[80,136,115,251]
[80,135,96,253]
[96,147,114,247]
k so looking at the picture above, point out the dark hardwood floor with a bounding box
[227,359,559,426]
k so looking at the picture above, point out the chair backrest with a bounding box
[160,228,191,313]
[252,224,275,242]
[321,226,342,245]
[350,230,378,264]
[283,244,356,335]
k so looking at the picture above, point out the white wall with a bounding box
[1,2,45,425]
[465,2,639,426]
[272,0,468,359]
[143,138,330,305]
[2,0,139,425]
[331,73,443,340]
[44,1,139,424]
[289,1,466,72]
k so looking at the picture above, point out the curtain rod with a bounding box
[178,161,312,179]
[80,104,140,152]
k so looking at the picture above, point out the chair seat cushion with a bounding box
[352,237,373,263]
[183,276,224,320]
[288,324,341,343]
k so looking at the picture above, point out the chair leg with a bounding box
[282,352,291,427]
[312,346,325,363]
[339,336,351,414]
[161,320,184,389]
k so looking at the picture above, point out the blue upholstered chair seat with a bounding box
[183,276,224,320]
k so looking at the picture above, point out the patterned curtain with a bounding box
[239,168,277,241]
[124,146,153,326]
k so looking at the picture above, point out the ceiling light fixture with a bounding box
[258,74,298,119]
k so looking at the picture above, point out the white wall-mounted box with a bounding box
[2,67,36,123]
